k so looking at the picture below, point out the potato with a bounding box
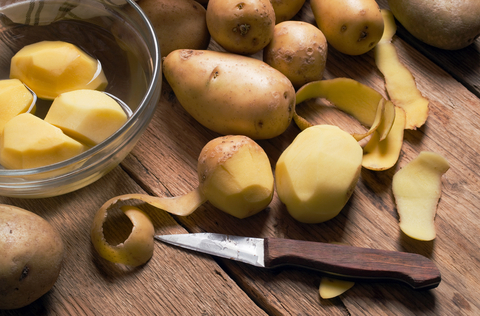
[388,0,480,50]
[310,0,384,55]
[10,41,107,100]
[136,0,210,58]
[163,49,295,139]
[275,125,362,223]
[270,0,306,24]
[0,113,86,169]
[0,204,64,309]
[45,89,128,147]
[206,0,275,55]
[264,21,327,89]
[197,135,274,218]
[0,79,35,136]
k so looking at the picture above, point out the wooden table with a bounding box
[2,0,480,315]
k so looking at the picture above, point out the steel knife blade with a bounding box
[154,233,441,290]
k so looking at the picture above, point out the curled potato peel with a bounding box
[91,205,155,267]
[294,78,396,142]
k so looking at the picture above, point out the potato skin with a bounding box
[264,21,328,89]
[163,49,295,139]
[136,0,210,58]
[0,205,64,309]
[270,0,306,24]
[310,0,384,55]
[206,0,275,55]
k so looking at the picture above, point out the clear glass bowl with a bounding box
[0,0,161,198]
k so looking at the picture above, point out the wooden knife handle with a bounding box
[264,238,441,290]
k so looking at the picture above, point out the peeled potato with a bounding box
[392,151,450,241]
[0,204,64,309]
[275,125,362,223]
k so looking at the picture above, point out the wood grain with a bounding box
[1,0,480,315]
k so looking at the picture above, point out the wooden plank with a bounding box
[0,168,268,316]
[119,1,480,315]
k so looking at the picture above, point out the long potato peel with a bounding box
[294,78,395,142]
[375,9,429,130]
[362,107,406,170]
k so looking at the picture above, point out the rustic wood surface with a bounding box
[2,0,480,315]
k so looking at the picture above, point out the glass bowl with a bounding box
[0,0,161,198]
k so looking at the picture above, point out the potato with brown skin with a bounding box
[310,0,384,55]
[198,135,274,219]
[163,49,295,139]
[264,21,328,89]
[0,204,64,309]
[135,0,210,58]
[206,0,275,55]
[270,0,306,24]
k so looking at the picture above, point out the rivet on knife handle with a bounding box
[264,238,441,290]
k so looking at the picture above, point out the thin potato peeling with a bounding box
[374,9,429,130]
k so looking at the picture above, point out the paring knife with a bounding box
[154,233,441,290]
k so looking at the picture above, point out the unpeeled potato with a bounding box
[163,49,295,139]
[264,21,328,89]
[310,0,384,55]
[270,0,306,24]
[206,0,275,55]
[135,0,210,58]
[0,204,64,309]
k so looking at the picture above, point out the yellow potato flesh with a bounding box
[319,277,355,299]
[310,0,384,55]
[10,41,107,100]
[0,113,86,169]
[44,89,128,146]
[198,135,274,219]
[91,205,155,267]
[362,106,406,170]
[0,79,34,135]
[295,78,395,141]
[374,10,429,130]
[392,151,450,241]
[275,125,362,223]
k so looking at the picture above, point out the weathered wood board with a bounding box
[1,0,480,315]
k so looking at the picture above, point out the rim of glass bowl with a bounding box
[0,0,161,188]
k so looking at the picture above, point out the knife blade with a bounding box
[154,233,441,290]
